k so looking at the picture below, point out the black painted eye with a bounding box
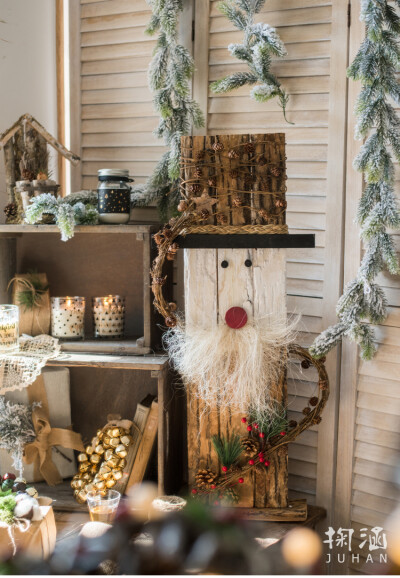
[221,260,229,268]
[244,259,252,267]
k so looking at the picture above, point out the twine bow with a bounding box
[24,376,84,486]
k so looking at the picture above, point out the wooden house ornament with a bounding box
[0,113,80,222]
[152,133,329,521]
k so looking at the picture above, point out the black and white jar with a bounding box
[97,169,134,224]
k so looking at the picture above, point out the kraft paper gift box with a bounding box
[0,367,83,483]
[0,497,57,559]
[11,273,51,336]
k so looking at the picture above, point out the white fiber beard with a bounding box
[164,317,297,415]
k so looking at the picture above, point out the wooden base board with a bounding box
[234,499,307,522]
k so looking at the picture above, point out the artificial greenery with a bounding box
[250,406,289,440]
[0,397,39,476]
[25,192,98,241]
[211,433,243,468]
[15,271,48,310]
[131,0,204,218]
[210,0,290,122]
[0,495,16,526]
[311,0,400,360]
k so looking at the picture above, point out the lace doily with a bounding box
[0,335,60,395]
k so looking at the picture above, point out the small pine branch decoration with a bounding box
[15,271,49,310]
[211,433,243,468]
[250,406,289,440]
[25,192,98,241]
[311,0,400,361]
[210,0,291,123]
[131,0,204,218]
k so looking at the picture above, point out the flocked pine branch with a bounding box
[310,0,400,361]
[131,0,204,219]
[210,0,291,123]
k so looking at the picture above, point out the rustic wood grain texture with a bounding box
[185,245,289,509]
[180,134,286,227]
[236,499,307,522]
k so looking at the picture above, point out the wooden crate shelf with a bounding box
[60,339,151,356]
[48,353,167,370]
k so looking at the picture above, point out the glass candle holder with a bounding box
[0,305,19,353]
[51,297,85,340]
[92,295,125,339]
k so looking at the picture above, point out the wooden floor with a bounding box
[37,481,326,547]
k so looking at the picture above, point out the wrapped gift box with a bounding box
[0,367,79,482]
[1,497,56,559]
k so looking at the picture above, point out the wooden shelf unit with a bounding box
[0,222,169,354]
[0,223,182,494]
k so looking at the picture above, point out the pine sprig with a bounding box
[131,0,204,218]
[250,407,289,440]
[210,0,291,123]
[311,0,400,361]
[25,193,98,241]
[16,271,49,310]
[211,433,243,468]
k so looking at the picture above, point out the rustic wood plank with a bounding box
[47,353,167,370]
[0,224,158,234]
[236,499,307,522]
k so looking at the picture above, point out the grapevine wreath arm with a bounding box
[151,218,330,498]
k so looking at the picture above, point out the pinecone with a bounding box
[21,168,34,181]
[189,183,202,195]
[212,142,224,152]
[275,199,287,209]
[195,468,217,489]
[288,420,298,429]
[4,202,18,220]
[208,177,217,188]
[301,359,311,369]
[196,150,206,161]
[309,396,319,407]
[232,197,242,208]
[258,208,269,221]
[303,407,311,415]
[220,487,239,505]
[216,214,228,224]
[228,149,239,159]
[193,167,202,179]
[199,209,210,220]
[243,142,255,154]
[270,166,282,177]
[241,436,258,456]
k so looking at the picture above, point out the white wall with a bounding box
[0,0,57,219]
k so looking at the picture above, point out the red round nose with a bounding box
[225,307,248,329]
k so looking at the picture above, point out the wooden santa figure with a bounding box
[151,134,329,520]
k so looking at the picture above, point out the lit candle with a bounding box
[51,297,85,340]
[92,295,125,339]
[0,305,19,353]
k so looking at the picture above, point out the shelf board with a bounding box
[47,353,168,370]
[60,338,151,356]
[0,223,159,235]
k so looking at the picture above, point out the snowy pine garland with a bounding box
[210,0,290,121]
[132,0,204,218]
[311,0,400,361]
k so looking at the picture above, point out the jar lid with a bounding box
[98,169,130,178]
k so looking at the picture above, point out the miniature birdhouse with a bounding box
[0,113,80,223]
